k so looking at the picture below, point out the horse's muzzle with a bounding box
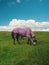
[32,36,37,45]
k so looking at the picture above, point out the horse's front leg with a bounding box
[27,37,31,45]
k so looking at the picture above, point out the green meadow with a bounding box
[0,31,49,65]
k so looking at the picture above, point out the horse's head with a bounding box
[32,36,37,45]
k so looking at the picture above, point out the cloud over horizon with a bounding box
[0,19,49,31]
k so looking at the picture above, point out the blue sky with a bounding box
[0,0,49,26]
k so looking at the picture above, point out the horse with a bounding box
[11,28,37,45]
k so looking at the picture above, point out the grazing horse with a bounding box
[11,28,37,45]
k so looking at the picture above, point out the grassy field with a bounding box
[0,31,49,65]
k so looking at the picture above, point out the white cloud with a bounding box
[0,26,16,31]
[0,19,49,31]
[16,0,21,3]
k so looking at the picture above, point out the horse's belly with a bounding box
[19,32,25,36]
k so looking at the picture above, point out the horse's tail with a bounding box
[11,32,14,39]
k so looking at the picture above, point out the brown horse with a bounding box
[11,28,37,45]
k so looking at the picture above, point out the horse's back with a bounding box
[12,27,35,37]
[12,28,26,35]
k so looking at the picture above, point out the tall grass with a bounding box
[0,31,49,65]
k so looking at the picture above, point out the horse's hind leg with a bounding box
[16,33,20,44]
[11,32,15,45]
[13,38,15,45]
[13,33,17,45]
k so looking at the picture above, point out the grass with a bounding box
[0,31,49,65]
